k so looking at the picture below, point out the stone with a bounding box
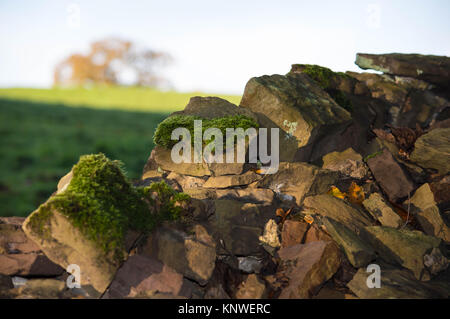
[0,254,64,277]
[166,172,206,190]
[423,248,449,275]
[23,209,123,296]
[183,188,217,200]
[102,255,189,299]
[258,219,280,248]
[281,220,309,248]
[0,221,63,277]
[304,225,333,243]
[156,96,259,172]
[362,226,442,280]
[235,274,267,299]
[410,128,450,175]
[203,171,262,189]
[355,53,450,90]
[347,267,448,299]
[322,148,368,179]
[237,256,264,274]
[21,154,153,296]
[347,72,408,105]
[405,183,450,242]
[256,162,339,206]
[17,279,66,299]
[208,200,273,256]
[303,195,374,233]
[240,73,351,161]
[363,193,404,228]
[366,148,415,201]
[150,146,212,177]
[289,64,360,96]
[175,96,259,121]
[140,226,216,285]
[204,285,230,299]
[208,162,246,176]
[215,188,274,205]
[429,175,450,205]
[277,241,341,299]
[0,274,13,290]
[312,284,353,299]
[394,76,433,91]
[397,90,448,128]
[321,217,375,268]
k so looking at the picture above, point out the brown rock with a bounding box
[166,172,206,190]
[278,241,341,298]
[322,148,368,179]
[103,255,188,299]
[303,195,373,233]
[363,193,404,228]
[140,227,216,285]
[150,146,212,177]
[235,274,267,299]
[304,226,333,243]
[0,254,63,277]
[405,183,450,242]
[215,188,274,205]
[281,220,309,248]
[203,171,261,189]
[366,148,414,201]
[347,267,448,299]
[355,53,450,90]
[17,279,66,299]
[0,221,63,277]
[410,128,450,175]
[256,162,339,206]
[240,73,351,162]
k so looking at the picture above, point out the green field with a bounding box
[0,87,241,217]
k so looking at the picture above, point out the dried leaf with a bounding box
[276,208,285,218]
[304,215,314,224]
[276,207,293,224]
[328,186,347,200]
[347,182,365,205]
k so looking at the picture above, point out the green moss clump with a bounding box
[295,64,353,113]
[153,114,259,149]
[300,64,336,89]
[28,153,190,262]
[139,181,191,222]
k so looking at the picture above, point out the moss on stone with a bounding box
[293,64,353,113]
[299,64,336,88]
[139,180,191,222]
[28,153,190,261]
[153,114,259,149]
[364,150,383,162]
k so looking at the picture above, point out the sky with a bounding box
[1,0,449,94]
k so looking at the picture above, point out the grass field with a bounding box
[0,87,241,112]
[0,87,241,217]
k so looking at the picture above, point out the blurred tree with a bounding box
[54,38,172,88]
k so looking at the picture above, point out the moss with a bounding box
[29,153,190,262]
[364,150,383,162]
[153,114,259,149]
[138,180,190,222]
[299,64,336,89]
[294,64,353,113]
[28,204,54,241]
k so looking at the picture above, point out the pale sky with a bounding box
[1,0,449,94]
